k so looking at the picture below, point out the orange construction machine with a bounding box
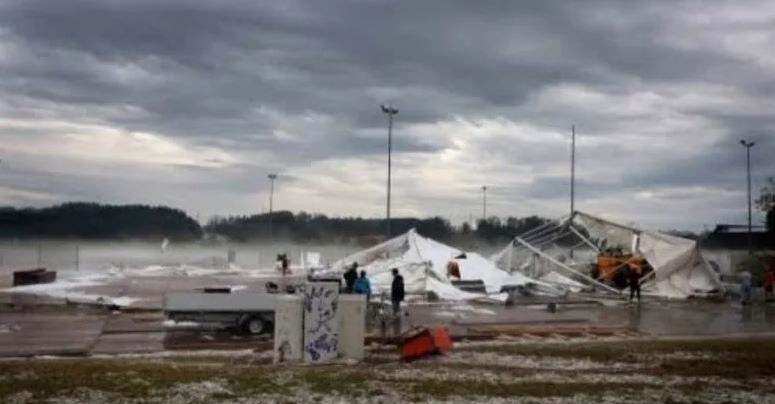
[591,247,652,288]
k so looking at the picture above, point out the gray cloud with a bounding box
[0,0,773,230]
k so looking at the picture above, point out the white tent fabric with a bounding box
[493,211,725,299]
[321,229,556,300]
[576,212,724,298]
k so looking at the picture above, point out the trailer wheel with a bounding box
[241,315,267,335]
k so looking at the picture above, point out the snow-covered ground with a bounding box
[2,338,775,404]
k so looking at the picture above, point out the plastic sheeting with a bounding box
[322,229,556,301]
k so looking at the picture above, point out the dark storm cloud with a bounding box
[0,0,773,228]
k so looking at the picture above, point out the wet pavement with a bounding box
[1,269,775,358]
[1,299,774,358]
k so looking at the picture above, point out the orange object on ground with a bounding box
[399,326,453,361]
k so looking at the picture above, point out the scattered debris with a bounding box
[400,326,453,361]
[13,268,56,287]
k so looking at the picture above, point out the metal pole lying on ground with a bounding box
[515,237,622,295]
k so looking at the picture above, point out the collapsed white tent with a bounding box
[492,211,725,299]
[321,229,560,301]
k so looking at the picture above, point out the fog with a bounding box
[0,240,363,276]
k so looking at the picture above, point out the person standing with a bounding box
[391,268,405,315]
[352,270,371,301]
[762,262,774,300]
[628,264,641,303]
[343,262,358,293]
[740,270,753,305]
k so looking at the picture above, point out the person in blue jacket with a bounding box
[352,270,371,301]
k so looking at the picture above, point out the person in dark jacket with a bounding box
[391,268,405,315]
[343,262,358,293]
[628,265,641,303]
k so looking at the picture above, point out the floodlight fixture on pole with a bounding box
[740,139,755,255]
[381,104,398,240]
[268,173,278,237]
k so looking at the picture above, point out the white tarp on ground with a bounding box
[492,211,725,299]
[321,229,558,301]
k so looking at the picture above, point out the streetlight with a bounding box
[570,124,576,218]
[268,173,277,237]
[740,140,755,254]
[481,186,487,221]
[381,104,398,239]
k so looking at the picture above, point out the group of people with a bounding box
[738,260,775,305]
[342,263,405,315]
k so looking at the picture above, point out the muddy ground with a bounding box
[1,337,774,403]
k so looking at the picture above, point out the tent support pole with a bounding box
[569,225,600,253]
[515,237,622,295]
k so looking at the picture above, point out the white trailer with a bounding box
[163,292,277,335]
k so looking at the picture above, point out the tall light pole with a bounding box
[482,186,487,221]
[570,125,576,218]
[381,104,398,239]
[267,173,277,237]
[740,139,755,255]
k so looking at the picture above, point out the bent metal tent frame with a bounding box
[491,211,725,299]
[320,229,562,301]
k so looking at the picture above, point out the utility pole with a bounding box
[267,173,277,237]
[569,125,577,259]
[570,124,576,218]
[482,186,487,221]
[381,104,398,239]
[740,140,756,255]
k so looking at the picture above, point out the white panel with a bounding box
[337,294,366,361]
[273,295,303,363]
[303,282,339,363]
[163,293,275,312]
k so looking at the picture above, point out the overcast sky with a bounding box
[0,0,773,230]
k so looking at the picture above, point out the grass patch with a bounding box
[409,380,654,399]
[0,359,283,401]
[462,338,775,379]
[1,338,774,402]
[463,338,775,361]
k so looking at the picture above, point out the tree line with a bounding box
[4,187,773,243]
[0,203,202,241]
[0,202,555,243]
[204,211,553,243]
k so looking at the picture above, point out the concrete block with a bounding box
[303,282,339,363]
[273,295,303,363]
[337,294,366,360]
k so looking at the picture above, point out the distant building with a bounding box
[699,225,773,277]
[701,224,774,251]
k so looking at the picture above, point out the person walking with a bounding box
[391,268,405,315]
[352,270,371,301]
[343,262,358,293]
[628,264,641,303]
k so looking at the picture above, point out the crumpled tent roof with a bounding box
[322,229,558,300]
[493,211,725,299]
